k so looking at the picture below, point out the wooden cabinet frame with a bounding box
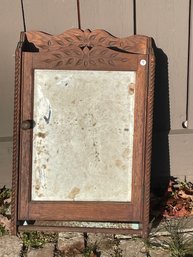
[11,29,155,237]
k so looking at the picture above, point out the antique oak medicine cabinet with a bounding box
[12,29,155,237]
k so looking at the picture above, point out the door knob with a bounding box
[21,120,35,130]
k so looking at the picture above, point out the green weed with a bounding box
[0,186,11,217]
[163,218,193,257]
[0,224,8,236]
[83,241,99,257]
[20,231,57,256]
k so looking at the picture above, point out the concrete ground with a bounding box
[0,232,171,257]
[0,230,170,257]
[1,217,193,256]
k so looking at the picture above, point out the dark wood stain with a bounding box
[12,29,155,237]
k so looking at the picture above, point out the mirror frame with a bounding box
[11,29,155,237]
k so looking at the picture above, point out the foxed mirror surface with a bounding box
[32,70,136,201]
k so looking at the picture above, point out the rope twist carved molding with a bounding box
[11,42,22,235]
[143,53,155,237]
[25,29,150,54]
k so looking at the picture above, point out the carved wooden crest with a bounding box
[26,29,149,53]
